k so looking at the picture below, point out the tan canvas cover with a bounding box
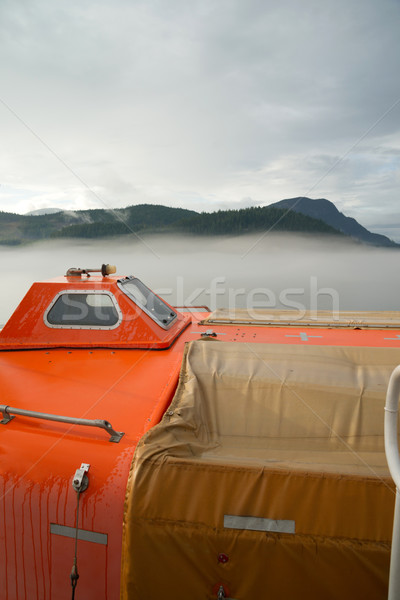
[121,341,400,600]
[202,308,400,328]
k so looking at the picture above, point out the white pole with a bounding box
[384,365,400,599]
[389,490,400,600]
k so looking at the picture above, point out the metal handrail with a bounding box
[0,404,124,443]
[384,365,400,599]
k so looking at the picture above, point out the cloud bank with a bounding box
[0,0,399,233]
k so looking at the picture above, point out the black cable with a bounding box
[70,491,81,599]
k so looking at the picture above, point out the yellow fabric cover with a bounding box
[121,341,400,600]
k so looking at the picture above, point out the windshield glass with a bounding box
[45,292,121,328]
[118,277,177,329]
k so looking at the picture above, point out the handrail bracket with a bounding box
[0,405,15,424]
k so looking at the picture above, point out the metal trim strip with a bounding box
[50,523,108,545]
[224,515,295,534]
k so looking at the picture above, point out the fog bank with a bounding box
[1,233,399,325]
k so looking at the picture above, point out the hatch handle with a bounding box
[215,586,237,600]
[217,586,226,600]
[0,405,124,443]
[384,365,400,600]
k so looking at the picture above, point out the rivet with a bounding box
[218,553,229,564]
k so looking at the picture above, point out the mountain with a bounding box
[0,199,397,247]
[26,208,63,216]
[0,205,197,244]
[172,205,340,236]
[52,205,198,238]
[0,203,340,244]
[269,197,398,247]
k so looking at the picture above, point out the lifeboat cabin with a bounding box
[1,264,400,600]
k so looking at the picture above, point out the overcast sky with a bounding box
[0,0,399,237]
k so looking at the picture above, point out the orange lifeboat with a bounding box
[0,265,191,599]
[1,265,399,599]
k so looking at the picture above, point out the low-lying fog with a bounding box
[1,232,400,325]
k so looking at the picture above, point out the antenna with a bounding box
[66,264,117,277]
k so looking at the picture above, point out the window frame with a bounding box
[117,276,177,330]
[44,290,123,330]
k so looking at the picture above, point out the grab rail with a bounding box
[0,404,124,443]
[384,365,400,600]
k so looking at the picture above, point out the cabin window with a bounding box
[44,291,122,329]
[118,277,177,329]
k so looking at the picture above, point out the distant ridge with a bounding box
[269,197,398,247]
[26,208,63,216]
[172,205,339,236]
[0,203,340,244]
[0,199,397,247]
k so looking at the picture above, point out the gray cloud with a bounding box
[0,0,399,223]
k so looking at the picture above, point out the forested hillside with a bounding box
[0,203,340,244]
[1,199,395,246]
[0,205,196,244]
[173,206,339,235]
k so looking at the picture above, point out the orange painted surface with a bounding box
[185,321,400,348]
[1,271,400,598]
[0,346,186,599]
[0,275,191,350]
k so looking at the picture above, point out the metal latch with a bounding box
[217,586,226,600]
[216,585,237,600]
[201,329,217,337]
[72,463,90,493]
